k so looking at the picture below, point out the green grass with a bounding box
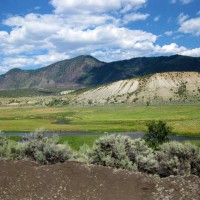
[8,136,21,141]
[183,140,200,147]
[58,135,99,151]
[0,105,200,136]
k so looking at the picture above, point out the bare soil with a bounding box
[0,160,199,200]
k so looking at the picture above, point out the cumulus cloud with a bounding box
[180,48,200,57]
[155,43,187,54]
[50,0,147,14]
[154,43,200,57]
[178,17,200,36]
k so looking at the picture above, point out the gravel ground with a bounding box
[0,160,199,200]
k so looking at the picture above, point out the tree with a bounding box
[143,120,171,149]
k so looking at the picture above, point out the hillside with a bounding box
[0,55,200,90]
[75,72,200,105]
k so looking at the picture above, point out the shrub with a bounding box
[11,142,28,159]
[143,120,171,149]
[24,138,73,164]
[156,141,200,177]
[89,135,158,173]
[90,135,135,171]
[126,139,158,173]
[12,129,73,164]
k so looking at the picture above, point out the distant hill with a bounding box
[0,55,200,90]
[75,72,200,105]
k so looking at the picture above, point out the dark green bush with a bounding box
[143,120,171,149]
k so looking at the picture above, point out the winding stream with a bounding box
[5,131,200,141]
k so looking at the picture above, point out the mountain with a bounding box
[75,72,200,105]
[0,55,104,90]
[79,55,200,86]
[0,55,200,90]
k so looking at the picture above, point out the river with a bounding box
[4,131,200,141]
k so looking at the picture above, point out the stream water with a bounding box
[5,131,200,141]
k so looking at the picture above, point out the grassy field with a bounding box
[58,135,100,150]
[0,105,200,136]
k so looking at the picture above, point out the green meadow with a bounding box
[0,105,200,136]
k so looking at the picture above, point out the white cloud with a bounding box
[2,57,34,69]
[180,48,200,57]
[154,43,200,57]
[178,17,200,36]
[155,43,187,54]
[1,52,69,72]
[50,0,147,14]
[123,12,149,23]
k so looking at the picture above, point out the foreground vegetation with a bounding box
[1,130,199,177]
[0,105,200,136]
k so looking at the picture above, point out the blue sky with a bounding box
[0,0,199,74]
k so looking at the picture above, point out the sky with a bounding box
[0,0,199,74]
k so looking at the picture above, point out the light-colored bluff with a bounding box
[75,72,200,105]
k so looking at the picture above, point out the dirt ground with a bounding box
[0,160,199,200]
